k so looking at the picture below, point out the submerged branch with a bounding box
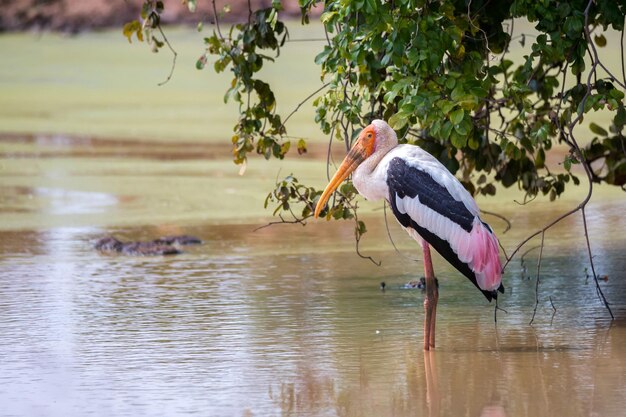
[504,0,614,320]
[529,232,545,326]
[519,245,540,280]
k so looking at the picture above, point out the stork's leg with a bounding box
[421,241,439,350]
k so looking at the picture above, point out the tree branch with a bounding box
[156,24,177,86]
[529,232,545,325]
[280,83,330,130]
[504,0,614,320]
[480,210,511,233]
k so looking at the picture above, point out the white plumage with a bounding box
[315,119,503,350]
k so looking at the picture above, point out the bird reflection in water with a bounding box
[424,351,440,417]
[423,352,507,417]
[266,350,509,417]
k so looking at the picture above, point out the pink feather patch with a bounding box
[468,219,502,291]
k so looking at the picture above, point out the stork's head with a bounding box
[314,120,397,218]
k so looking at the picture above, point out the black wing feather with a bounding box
[386,157,502,301]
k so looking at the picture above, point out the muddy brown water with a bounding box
[1,135,626,417]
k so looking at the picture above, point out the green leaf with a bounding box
[564,156,572,171]
[578,94,600,115]
[440,121,453,140]
[187,0,197,13]
[450,108,464,125]
[196,55,207,70]
[563,15,583,38]
[320,11,337,25]
[536,148,545,168]
[388,112,409,130]
[468,135,480,150]
[314,47,331,65]
[482,183,496,196]
[266,8,278,30]
[439,100,456,114]
[609,89,625,100]
[615,106,626,129]
[450,131,467,148]
[589,122,608,137]
[594,34,607,47]
[454,119,471,136]
[356,220,367,236]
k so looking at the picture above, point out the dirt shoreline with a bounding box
[0,0,318,33]
[0,131,341,161]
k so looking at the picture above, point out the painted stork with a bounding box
[314,119,504,350]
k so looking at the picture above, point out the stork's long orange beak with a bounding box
[314,134,371,218]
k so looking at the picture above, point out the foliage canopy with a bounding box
[127,0,626,236]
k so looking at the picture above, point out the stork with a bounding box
[314,119,504,350]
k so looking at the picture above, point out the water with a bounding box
[1,200,625,416]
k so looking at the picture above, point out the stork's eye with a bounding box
[366,132,373,139]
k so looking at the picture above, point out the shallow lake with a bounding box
[1,135,625,417]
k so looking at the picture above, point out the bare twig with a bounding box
[383,201,419,263]
[581,206,614,318]
[480,209,511,233]
[622,24,626,91]
[334,190,381,266]
[512,193,537,206]
[529,232,545,325]
[285,38,328,43]
[326,111,340,181]
[467,0,494,56]
[520,245,540,280]
[520,245,540,263]
[586,21,626,90]
[503,202,580,270]
[156,25,177,86]
[354,211,381,266]
[494,302,508,323]
[253,215,308,232]
[211,0,224,39]
[280,83,330,130]
[504,0,614,320]
[549,296,557,325]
